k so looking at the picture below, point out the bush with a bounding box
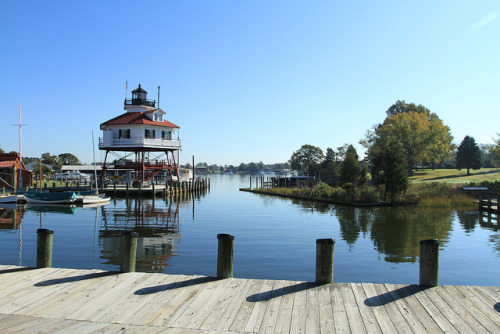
[312,182,333,199]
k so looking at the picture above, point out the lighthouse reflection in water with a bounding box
[100,197,183,273]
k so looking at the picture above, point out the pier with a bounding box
[0,265,499,333]
[479,193,500,214]
[6,178,210,202]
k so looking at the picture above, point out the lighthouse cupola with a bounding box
[124,84,156,112]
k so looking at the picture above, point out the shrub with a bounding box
[312,182,333,199]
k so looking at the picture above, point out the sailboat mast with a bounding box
[18,102,23,189]
[92,131,98,193]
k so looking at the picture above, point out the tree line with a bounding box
[181,161,291,173]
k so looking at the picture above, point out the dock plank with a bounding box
[243,279,276,333]
[341,283,367,334]
[212,278,254,332]
[125,273,192,325]
[227,279,265,333]
[329,283,350,333]
[272,280,299,334]
[410,285,459,333]
[148,275,210,327]
[350,283,382,334]
[258,279,287,334]
[433,285,486,332]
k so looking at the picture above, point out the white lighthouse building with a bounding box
[99,84,181,185]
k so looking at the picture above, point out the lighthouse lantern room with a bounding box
[99,84,181,185]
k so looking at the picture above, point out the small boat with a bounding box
[0,194,18,203]
[75,190,111,205]
[24,191,77,204]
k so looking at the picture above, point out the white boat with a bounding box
[75,190,110,205]
[0,195,17,203]
[79,194,110,205]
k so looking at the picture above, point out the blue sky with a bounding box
[1,1,498,166]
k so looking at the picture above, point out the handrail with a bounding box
[124,98,156,107]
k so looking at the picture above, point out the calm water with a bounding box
[0,174,499,286]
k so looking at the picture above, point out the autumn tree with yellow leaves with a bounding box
[362,100,454,175]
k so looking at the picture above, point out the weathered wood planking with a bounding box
[0,265,499,333]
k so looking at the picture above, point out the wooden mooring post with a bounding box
[120,231,138,273]
[217,234,234,279]
[316,238,335,284]
[419,239,439,287]
[37,229,54,268]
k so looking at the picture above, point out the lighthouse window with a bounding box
[162,131,172,140]
[145,129,155,138]
[119,129,130,139]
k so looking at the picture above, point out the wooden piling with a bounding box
[316,238,335,284]
[217,234,234,279]
[37,229,54,268]
[120,231,138,273]
[419,239,439,287]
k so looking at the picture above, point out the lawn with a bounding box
[409,168,500,184]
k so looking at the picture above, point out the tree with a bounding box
[58,153,81,165]
[369,139,408,201]
[385,100,431,117]
[289,144,324,174]
[340,145,360,185]
[33,163,53,179]
[490,133,500,167]
[0,147,4,153]
[41,152,61,170]
[362,102,453,174]
[456,135,482,175]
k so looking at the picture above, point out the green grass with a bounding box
[409,168,500,183]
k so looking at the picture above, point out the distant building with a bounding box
[0,153,33,189]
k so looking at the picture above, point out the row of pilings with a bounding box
[35,229,440,287]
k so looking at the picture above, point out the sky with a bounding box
[1,1,499,166]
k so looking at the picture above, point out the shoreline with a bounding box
[239,187,416,207]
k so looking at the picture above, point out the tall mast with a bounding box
[18,102,23,189]
[92,131,98,193]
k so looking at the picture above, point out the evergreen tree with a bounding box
[456,135,482,175]
[369,139,408,201]
[340,145,360,185]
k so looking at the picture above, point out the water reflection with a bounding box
[255,197,459,264]
[98,191,206,273]
[0,204,24,230]
[333,206,454,263]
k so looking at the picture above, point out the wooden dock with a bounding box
[0,265,499,333]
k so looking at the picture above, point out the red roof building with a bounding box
[98,84,182,185]
[0,153,33,189]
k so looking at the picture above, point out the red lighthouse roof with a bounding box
[100,111,179,129]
